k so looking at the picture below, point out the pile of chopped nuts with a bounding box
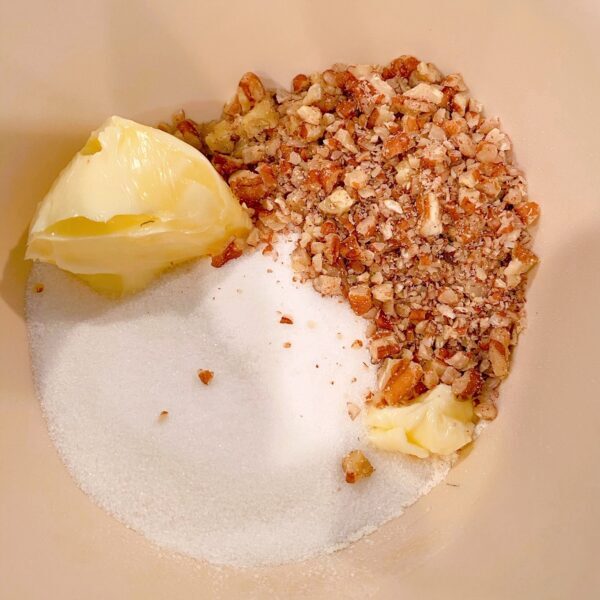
[160,56,539,422]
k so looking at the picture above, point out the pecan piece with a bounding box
[382,55,420,79]
[211,241,243,268]
[382,133,410,159]
[212,153,243,178]
[313,275,342,296]
[381,360,424,405]
[369,334,402,362]
[451,369,483,398]
[488,327,510,378]
[197,369,214,385]
[348,284,373,315]
[228,170,268,205]
[515,201,540,226]
[292,73,310,93]
[342,449,374,483]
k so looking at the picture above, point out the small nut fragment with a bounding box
[303,83,323,105]
[446,351,471,370]
[334,128,359,153]
[474,401,498,420]
[347,402,361,420]
[371,282,394,303]
[419,193,443,237]
[382,133,410,159]
[451,92,469,115]
[292,73,311,93]
[342,449,374,483]
[211,241,243,268]
[403,82,444,105]
[416,61,443,83]
[380,360,424,405]
[504,244,539,287]
[454,132,477,157]
[488,328,510,378]
[515,201,541,226]
[344,167,369,190]
[297,105,322,125]
[451,369,482,398]
[34,283,45,293]
[459,168,480,188]
[395,160,413,185]
[228,170,268,205]
[441,366,460,385]
[280,315,294,325]
[438,288,459,306]
[197,369,214,385]
[476,141,500,164]
[348,284,373,315]
[238,72,266,109]
[299,122,324,142]
[369,334,402,362]
[319,188,355,215]
[212,153,243,177]
[313,275,343,296]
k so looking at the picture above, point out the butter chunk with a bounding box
[26,116,251,295]
[366,384,474,458]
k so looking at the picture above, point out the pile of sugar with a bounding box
[26,241,451,567]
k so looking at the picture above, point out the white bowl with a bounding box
[1,1,599,597]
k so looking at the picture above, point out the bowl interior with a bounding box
[1,1,599,597]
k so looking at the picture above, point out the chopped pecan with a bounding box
[348,284,373,315]
[228,170,268,205]
[212,153,243,177]
[452,369,482,398]
[211,241,243,268]
[375,310,394,331]
[197,369,214,385]
[346,402,361,420]
[369,334,402,361]
[292,73,310,93]
[313,275,343,296]
[342,449,374,483]
[381,360,424,405]
[382,133,410,159]
[383,55,420,79]
[515,201,540,226]
[238,72,266,110]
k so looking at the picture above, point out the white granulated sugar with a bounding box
[26,240,451,567]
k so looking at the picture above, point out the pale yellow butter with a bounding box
[26,116,251,294]
[366,384,475,458]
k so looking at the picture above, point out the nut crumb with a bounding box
[347,402,361,420]
[158,410,169,421]
[351,339,363,349]
[280,315,294,324]
[34,283,45,293]
[283,342,292,348]
[342,449,374,483]
[211,241,243,268]
[197,369,214,385]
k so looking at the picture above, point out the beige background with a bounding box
[1,0,600,598]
